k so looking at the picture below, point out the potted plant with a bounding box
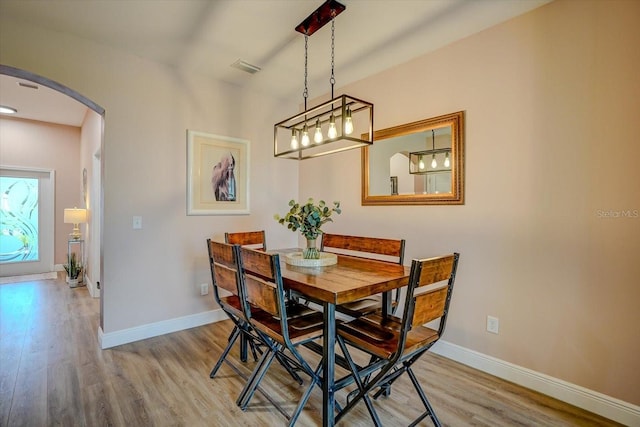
[64,252,83,288]
[274,198,341,259]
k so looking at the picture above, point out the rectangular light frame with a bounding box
[408,148,452,174]
[274,94,373,160]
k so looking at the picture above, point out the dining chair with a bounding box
[225,230,267,251]
[235,246,326,426]
[321,233,405,317]
[207,239,303,385]
[206,239,260,377]
[335,253,460,426]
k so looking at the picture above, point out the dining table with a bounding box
[274,249,411,427]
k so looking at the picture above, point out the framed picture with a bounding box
[187,130,250,215]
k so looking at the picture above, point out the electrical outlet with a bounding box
[200,283,209,296]
[487,315,499,334]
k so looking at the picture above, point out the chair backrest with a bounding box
[400,253,460,347]
[207,239,242,306]
[240,248,280,315]
[321,233,405,265]
[238,247,293,344]
[225,230,267,251]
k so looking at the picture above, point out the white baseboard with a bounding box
[0,271,57,284]
[83,276,100,298]
[98,309,227,350]
[431,340,640,426]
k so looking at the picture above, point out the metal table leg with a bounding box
[382,291,390,317]
[322,302,336,426]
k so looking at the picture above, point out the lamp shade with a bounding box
[64,208,87,224]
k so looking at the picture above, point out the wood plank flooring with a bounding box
[0,275,622,426]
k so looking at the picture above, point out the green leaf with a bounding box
[275,198,341,238]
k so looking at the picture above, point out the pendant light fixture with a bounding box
[409,129,452,174]
[274,0,374,160]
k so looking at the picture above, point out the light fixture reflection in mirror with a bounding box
[408,128,452,176]
[361,111,465,205]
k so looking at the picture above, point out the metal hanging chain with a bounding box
[303,34,309,110]
[330,13,336,99]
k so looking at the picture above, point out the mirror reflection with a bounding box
[362,111,464,205]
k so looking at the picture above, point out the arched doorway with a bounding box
[0,64,105,327]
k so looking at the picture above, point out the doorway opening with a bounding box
[0,64,105,327]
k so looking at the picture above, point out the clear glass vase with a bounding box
[303,238,320,259]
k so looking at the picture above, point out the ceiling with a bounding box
[0,0,550,127]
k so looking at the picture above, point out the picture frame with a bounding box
[187,130,250,215]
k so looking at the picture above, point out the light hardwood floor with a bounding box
[0,276,621,426]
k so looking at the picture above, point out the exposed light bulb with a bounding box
[431,154,437,169]
[301,124,310,147]
[314,119,323,143]
[290,129,299,149]
[444,152,450,168]
[419,156,425,170]
[344,107,353,135]
[328,113,337,139]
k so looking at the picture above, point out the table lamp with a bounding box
[64,207,87,240]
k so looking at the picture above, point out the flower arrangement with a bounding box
[275,198,341,258]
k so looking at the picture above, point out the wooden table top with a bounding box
[274,249,410,305]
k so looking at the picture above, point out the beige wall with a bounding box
[0,117,82,264]
[300,0,640,405]
[1,0,638,411]
[0,8,300,333]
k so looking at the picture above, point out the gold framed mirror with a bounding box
[361,111,465,205]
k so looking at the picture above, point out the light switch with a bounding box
[133,216,142,229]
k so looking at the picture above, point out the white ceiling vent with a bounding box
[230,59,261,75]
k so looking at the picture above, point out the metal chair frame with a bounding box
[207,240,304,390]
[235,247,326,426]
[207,239,261,377]
[335,253,460,426]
